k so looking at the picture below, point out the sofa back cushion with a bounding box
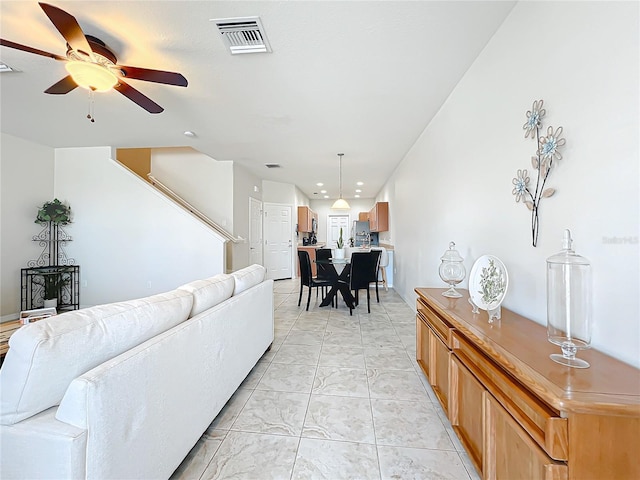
[0,289,193,425]
[232,264,266,294]
[177,274,234,318]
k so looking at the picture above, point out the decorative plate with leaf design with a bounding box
[469,255,509,311]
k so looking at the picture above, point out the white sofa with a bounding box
[0,264,273,480]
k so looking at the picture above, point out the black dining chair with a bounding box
[298,250,333,311]
[348,250,381,314]
[371,247,387,302]
[314,248,335,307]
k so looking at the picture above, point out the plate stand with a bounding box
[468,297,480,314]
[487,305,502,323]
[469,297,501,323]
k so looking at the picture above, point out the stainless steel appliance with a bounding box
[353,221,379,247]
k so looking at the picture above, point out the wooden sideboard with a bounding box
[415,288,640,480]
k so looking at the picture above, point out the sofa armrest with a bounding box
[0,408,87,479]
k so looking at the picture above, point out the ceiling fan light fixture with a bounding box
[65,61,117,92]
[331,153,351,210]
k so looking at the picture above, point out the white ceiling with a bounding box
[0,1,515,200]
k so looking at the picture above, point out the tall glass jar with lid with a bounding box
[546,229,592,368]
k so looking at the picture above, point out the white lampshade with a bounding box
[331,198,350,209]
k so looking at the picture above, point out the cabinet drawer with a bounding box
[453,331,568,461]
[417,298,454,348]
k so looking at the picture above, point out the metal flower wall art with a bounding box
[512,99,566,247]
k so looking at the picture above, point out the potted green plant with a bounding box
[42,272,70,308]
[334,227,345,259]
[35,198,71,225]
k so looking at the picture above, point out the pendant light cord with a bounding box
[338,153,344,199]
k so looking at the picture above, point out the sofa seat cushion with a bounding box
[178,274,234,318]
[0,289,193,426]
[232,264,266,295]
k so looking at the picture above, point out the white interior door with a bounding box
[264,203,293,280]
[249,197,263,266]
[328,215,350,247]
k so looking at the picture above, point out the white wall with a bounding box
[383,1,639,367]
[55,147,226,306]
[232,163,263,271]
[262,179,297,205]
[151,147,234,230]
[0,134,54,318]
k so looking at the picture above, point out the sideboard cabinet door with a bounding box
[430,330,450,415]
[416,314,430,378]
[484,394,567,480]
[449,355,484,475]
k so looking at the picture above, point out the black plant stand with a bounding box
[21,221,80,311]
[21,266,80,312]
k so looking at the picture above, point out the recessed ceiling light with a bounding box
[316,182,324,187]
[355,194,360,198]
[324,195,329,199]
[320,190,327,194]
[356,181,364,186]
[355,189,362,193]
[183,131,196,137]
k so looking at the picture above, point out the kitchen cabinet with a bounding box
[297,206,317,233]
[358,212,369,221]
[415,288,640,480]
[368,202,388,232]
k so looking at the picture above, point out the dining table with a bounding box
[314,257,356,309]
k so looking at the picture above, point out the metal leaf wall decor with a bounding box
[512,100,566,247]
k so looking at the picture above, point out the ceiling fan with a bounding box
[0,2,188,114]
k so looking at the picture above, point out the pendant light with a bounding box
[331,153,350,209]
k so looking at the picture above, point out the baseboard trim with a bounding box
[1,313,20,323]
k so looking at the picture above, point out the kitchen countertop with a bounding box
[298,243,394,250]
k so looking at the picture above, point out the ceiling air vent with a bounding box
[212,16,272,55]
[265,163,281,169]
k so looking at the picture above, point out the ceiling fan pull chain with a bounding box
[87,90,95,123]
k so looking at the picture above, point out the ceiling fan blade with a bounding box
[38,2,95,61]
[0,38,66,61]
[118,66,188,87]
[114,80,164,114]
[44,75,77,94]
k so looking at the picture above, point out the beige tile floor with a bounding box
[171,279,481,480]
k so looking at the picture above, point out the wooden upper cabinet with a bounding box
[358,212,369,221]
[298,206,316,233]
[369,201,389,232]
